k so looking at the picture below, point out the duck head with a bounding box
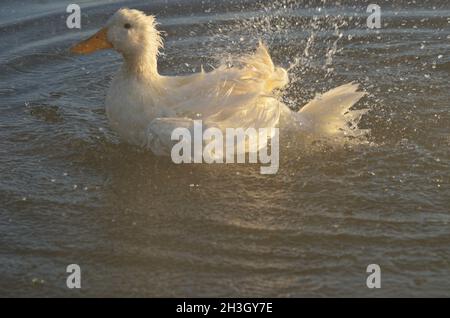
[71,8,162,75]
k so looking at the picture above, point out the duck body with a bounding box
[105,70,171,146]
[105,39,293,153]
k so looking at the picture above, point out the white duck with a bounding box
[71,8,367,155]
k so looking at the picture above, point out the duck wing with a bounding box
[164,43,289,120]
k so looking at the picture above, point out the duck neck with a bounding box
[122,50,159,80]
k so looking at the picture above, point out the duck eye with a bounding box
[124,23,131,29]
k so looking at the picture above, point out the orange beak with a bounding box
[70,28,113,54]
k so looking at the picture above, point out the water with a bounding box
[0,0,449,297]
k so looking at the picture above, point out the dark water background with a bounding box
[0,0,449,297]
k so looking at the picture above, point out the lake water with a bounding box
[0,0,449,297]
